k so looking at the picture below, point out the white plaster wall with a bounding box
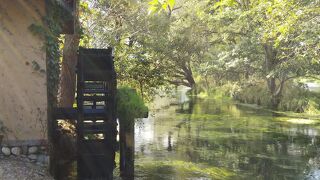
[0,0,47,142]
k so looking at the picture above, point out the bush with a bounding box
[230,80,320,113]
[278,82,309,112]
[232,80,270,106]
[116,87,148,122]
[202,82,240,100]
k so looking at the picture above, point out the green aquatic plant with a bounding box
[274,117,318,125]
[136,160,236,179]
[176,113,220,120]
[116,87,148,121]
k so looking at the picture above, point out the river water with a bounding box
[133,96,320,180]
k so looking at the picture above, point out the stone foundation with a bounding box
[0,140,49,165]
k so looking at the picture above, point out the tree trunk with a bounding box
[264,43,283,109]
[57,34,80,107]
[51,1,80,178]
[57,0,80,107]
[182,62,197,94]
[187,75,197,94]
[119,118,135,179]
[169,61,197,93]
[267,77,279,108]
[204,75,210,91]
[139,80,144,101]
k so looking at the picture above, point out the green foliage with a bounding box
[80,0,170,98]
[232,80,271,106]
[212,83,240,100]
[80,0,320,111]
[197,82,238,100]
[148,0,175,14]
[192,0,320,109]
[231,80,320,113]
[208,0,320,81]
[81,0,211,94]
[116,87,148,122]
[28,0,66,103]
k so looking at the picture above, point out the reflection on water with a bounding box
[134,97,320,180]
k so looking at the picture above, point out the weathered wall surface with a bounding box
[0,0,47,145]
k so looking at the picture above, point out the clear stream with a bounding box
[133,97,320,180]
[63,92,320,180]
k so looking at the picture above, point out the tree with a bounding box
[148,0,176,14]
[81,0,208,94]
[79,0,319,107]
[58,0,81,108]
[205,0,320,108]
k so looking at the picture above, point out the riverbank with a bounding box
[236,102,320,120]
[0,155,53,180]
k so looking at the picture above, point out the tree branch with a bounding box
[165,79,190,87]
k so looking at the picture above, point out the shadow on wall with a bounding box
[0,119,11,144]
[0,120,7,143]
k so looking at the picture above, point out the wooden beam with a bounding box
[53,107,77,120]
[60,0,76,34]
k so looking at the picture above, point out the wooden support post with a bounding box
[119,118,135,179]
[117,88,148,179]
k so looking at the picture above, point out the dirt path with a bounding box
[0,155,53,180]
